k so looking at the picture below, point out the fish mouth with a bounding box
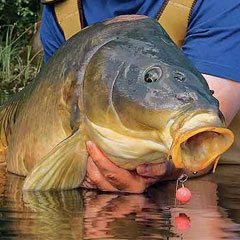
[170,126,234,172]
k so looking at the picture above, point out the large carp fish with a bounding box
[0,15,234,191]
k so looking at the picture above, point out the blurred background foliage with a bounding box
[0,0,43,94]
[0,0,41,37]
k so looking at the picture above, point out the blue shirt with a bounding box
[40,0,240,82]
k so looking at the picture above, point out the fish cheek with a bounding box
[83,53,125,128]
[112,68,150,130]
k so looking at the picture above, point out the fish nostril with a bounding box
[176,92,198,103]
[176,93,191,102]
[174,71,186,82]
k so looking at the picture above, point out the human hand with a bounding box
[136,158,213,181]
[81,141,170,193]
[136,161,182,181]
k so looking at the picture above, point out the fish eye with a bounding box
[174,71,186,82]
[144,67,162,83]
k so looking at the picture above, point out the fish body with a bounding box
[0,15,234,191]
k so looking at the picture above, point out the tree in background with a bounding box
[0,0,41,39]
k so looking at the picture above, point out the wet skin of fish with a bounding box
[0,15,234,191]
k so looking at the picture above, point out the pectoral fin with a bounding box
[23,131,88,191]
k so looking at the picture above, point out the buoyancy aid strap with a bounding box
[50,0,196,44]
[158,0,197,48]
[54,0,82,40]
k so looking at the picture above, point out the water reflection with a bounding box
[214,165,240,229]
[0,165,240,239]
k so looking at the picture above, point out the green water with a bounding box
[0,164,240,240]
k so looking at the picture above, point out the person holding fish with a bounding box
[39,0,240,193]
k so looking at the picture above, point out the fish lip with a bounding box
[169,126,234,172]
[170,109,216,129]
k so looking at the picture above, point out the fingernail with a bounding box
[86,141,94,152]
[137,165,150,175]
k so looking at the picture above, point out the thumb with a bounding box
[136,163,168,177]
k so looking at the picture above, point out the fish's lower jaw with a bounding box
[169,126,234,172]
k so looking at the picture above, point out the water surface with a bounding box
[0,164,240,240]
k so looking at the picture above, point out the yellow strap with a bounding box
[54,0,82,40]
[53,0,196,44]
[158,0,196,48]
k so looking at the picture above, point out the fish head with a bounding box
[82,16,234,172]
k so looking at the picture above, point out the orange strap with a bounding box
[158,0,197,48]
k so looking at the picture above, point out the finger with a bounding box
[86,141,133,188]
[81,177,96,189]
[136,163,167,177]
[143,176,158,186]
[84,156,118,192]
[86,141,124,173]
[86,141,156,193]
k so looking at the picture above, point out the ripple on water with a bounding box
[0,165,240,239]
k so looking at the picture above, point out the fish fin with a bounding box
[0,109,9,164]
[0,148,6,164]
[23,131,88,191]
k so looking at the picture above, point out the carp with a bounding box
[0,15,234,191]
